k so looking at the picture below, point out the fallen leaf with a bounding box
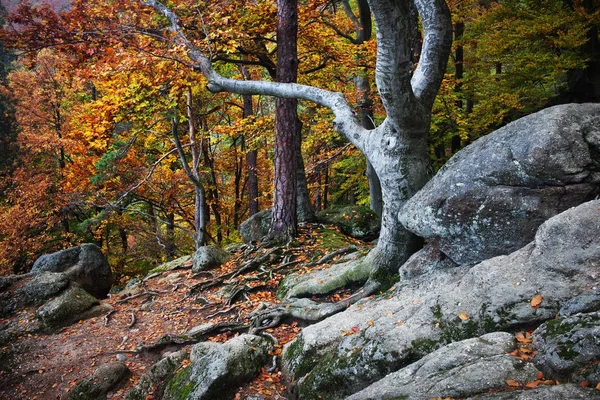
[397,321,404,326]
[536,371,544,380]
[458,312,469,321]
[525,381,540,388]
[531,294,543,308]
[515,332,532,344]
[506,380,520,387]
[580,381,590,387]
[351,326,359,333]
[368,320,374,326]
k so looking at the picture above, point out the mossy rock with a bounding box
[35,285,100,330]
[163,334,272,400]
[317,206,380,241]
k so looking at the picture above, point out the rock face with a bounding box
[69,362,130,400]
[466,384,600,400]
[32,243,112,298]
[347,332,538,400]
[35,285,104,330]
[163,334,272,400]
[533,312,600,383]
[316,206,380,241]
[239,209,272,243]
[192,246,229,273]
[400,103,600,265]
[22,272,70,305]
[124,350,188,400]
[282,200,600,399]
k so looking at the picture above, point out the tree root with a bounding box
[190,246,283,294]
[249,279,380,330]
[116,291,165,304]
[305,245,358,267]
[111,321,251,354]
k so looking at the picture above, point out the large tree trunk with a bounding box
[269,0,299,239]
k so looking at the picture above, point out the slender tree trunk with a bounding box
[295,120,315,222]
[269,0,299,239]
[451,21,464,153]
[165,211,176,260]
[241,81,260,216]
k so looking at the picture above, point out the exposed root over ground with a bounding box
[0,224,381,399]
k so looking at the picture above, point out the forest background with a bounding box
[0,0,598,282]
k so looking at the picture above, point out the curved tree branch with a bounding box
[139,0,369,152]
[411,0,453,111]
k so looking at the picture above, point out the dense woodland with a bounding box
[0,0,598,281]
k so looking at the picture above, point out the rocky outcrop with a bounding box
[22,272,70,305]
[36,284,112,330]
[400,103,600,265]
[32,243,113,298]
[281,200,600,399]
[192,246,229,273]
[533,312,600,384]
[239,209,272,244]
[163,334,272,400]
[316,206,380,241]
[69,362,130,400]
[124,350,188,400]
[347,332,538,400]
[465,384,600,399]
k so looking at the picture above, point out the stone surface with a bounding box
[533,311,600,382]
[400,103,600,265]
[282,200,600,399]
[239,209,272,244]
[69,361,130,400]
[21,272,70,305]
[464,384,600,399]
[32,243,112,298]
[558,288,600,317]
[163,334,272,400]
[347,332,539,400]
[36,285,100,330]
[192,246,229,273]
[124,350,187,400]
[316,205,380,241]
[149,255,193,274]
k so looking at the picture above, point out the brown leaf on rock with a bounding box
[530,294,543,308]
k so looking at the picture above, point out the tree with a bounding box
[269,0,300,240]
[140,0,453,278]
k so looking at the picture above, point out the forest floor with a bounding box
[0,225,371,400]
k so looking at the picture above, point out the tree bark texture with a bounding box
[269,0,299,239]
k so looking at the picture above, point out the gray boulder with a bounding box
[163,334,272,400]
[124,350,188,400]
[22,272,70,305]
[400,103,600,265]
[465,384,600,399]
[32,243,112,298]
[69,361,130,400]
[239,209,272,243]
[192,246,229,273]
[35,284,107,330]
[347,332,539,400]
[533,311,600,382]
[282,200,600,399]
[316,206,380,241]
